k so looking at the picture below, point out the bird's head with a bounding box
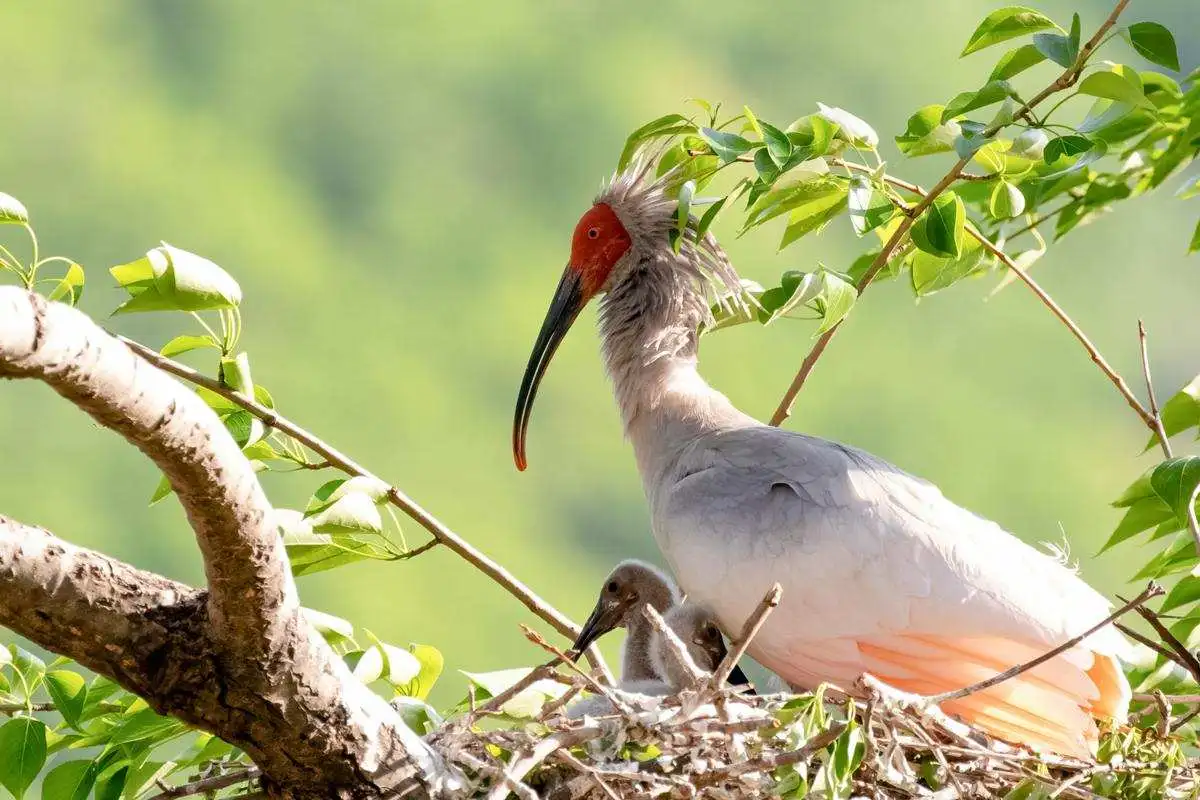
[512,159,738,470]
[570,559,678,658]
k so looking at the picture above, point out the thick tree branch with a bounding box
[0,288,457,798]
[118,334,613,681]
[768,0,1132,426]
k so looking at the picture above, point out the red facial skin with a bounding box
[569,203,632,297]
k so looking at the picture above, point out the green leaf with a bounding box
[1042,134,1092,163]
[910,239,987,296]
[46,264,85,306]
[673,180,694,254]
[42,759,98,800]
[990,44,1047,80]
[223,410,265,449]
[745,176,844,230]
[812,270,858,335]
[108,706,184,746]
[1077,66,1154,110]
[44,671,88,729]
[1032,31,1076,68]
[895,106,955,157]
[699,127,753,163]
[778,189,850,249]
[1190,218,1200,254]
[1113,470,1155,508]
[110,243,242,315]
[989,180,1026,219]
[1101,496,1174,552]
[160,334,218,358]
[961,7,1059,57]
[942,80,1016,122]
[123,758,176,800]
[347,647,384,684]
[11,647,45,699]
[912,193,965,258]
[695,194,729,241]
[618,114,691,170]
[815,103,877,147]
[1127,22,1180,71]
[0,192,29,225]
[148,474,173,506]
[461,668,567,718]
[0,717,47,799]
[405,644,444,701]
[1161,575,1200,614]
[761,121,793,166]
[302,606,356,646]
[1077,99,1134,134]
[1151,457,1200,524]
[93,766,128,800]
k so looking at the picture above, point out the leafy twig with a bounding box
[767,0,1133,426]
[117,335,613,680]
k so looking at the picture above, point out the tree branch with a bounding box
[0,288,457,798]
[117,334,612,680]
[767,0,1133,426]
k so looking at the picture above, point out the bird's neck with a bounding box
[620,616,659,683]
[598,258,756,479]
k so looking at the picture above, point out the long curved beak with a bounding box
[569,597,631,660]
[513,267,586,471]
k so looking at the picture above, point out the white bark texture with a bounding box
[0,287,458,799]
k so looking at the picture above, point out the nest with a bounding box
[424,585,1199,799]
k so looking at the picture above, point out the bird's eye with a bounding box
[587,227,600,240]
[606,580,619,593]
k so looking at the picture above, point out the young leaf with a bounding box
[989,180,1026,218]
[761,121,793,167]
[1150,457,1200,524]
[42,759,98,800]
[110,243,242,315]
[46,263,85,306]
[1127,21,1180,71]
[815,103,878,147]
[1042,134,1092,163]
[674,180,695,254]
[912,193,965,258]
[108,706,184,746]
[0,717,47,799]
[160,334,217,358]
[0,192,29,225]
[695,194,729,241]
[813,270,858,334]
[460,668,567,718]
[1190,218,1200,254]
[1101,496,1174,552]
[941,80,1016,122]
[961,7,1059,57]
[44,670,87,729]
[1032,32,1077,68]
[778,187,850,249]
[1077,99,1134,134]
[990,44,1046,80]
[1077,67,1154,110]
[302,607,356,646]
[699,127,753,163]
[618,113,690,170]
[406,644,444,701]
[910,239,987,296]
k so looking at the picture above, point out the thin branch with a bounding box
[928,583,1162,704]
[836,160,1157,439]
[149,768,260,799]
[1134,603,1200,686]
[1139,321,1173,459]
[711,583,781,689]
[643,604,705,689]
[694,722,848,785]
[467,662,558,723]
[118,334,611,681]
[768,0,1132,426]
[1116,621,1179,664]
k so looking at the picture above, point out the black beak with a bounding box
[727,662,756,694]
[513,267,586,471]
[569,597,630,660]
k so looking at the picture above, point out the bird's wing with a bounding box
[657,425,1121,651]
[653,426,1129,756]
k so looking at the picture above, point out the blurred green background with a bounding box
[0,1,1195,708]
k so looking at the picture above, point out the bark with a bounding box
[0,288,459,798]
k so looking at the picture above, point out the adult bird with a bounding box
[513,159,1131,757]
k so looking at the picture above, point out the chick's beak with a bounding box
[570,595,632,659]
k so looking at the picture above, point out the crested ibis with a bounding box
[514,159,1131,757]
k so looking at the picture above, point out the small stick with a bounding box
[928,583,1162,704]
[712,583,781,688]
[522,625,631,716]
[1133,604,1200,686]
[1116,622,1178,664]
[1139,321,1174,460]
[694,722,847,785]
[147,768,260,799]
[467,661,558,724]
[484,728,598,800]
[552,749,622,800]
[642,604,705,689]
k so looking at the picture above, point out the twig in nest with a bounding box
[484,728,599,800]
[467,661,559,724]
[147,768,260,799]
[521,625,631,716]
[643,604,706,689]
[552,749,622,800]
[929,582,1163,704]
[712,583,781,690]
[694,722,847,786]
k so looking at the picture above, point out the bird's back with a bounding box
[649,423,1130,757]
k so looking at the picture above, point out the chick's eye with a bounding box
[606,580,619,593]
[587,227,600,240]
